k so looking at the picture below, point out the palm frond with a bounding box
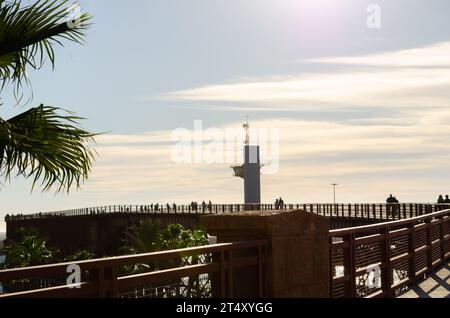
[0,104,97,192]
[0,0,92,90]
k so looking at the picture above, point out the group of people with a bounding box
[386,194,399,204]
[190,200,213,212]
[136,201,214,213]
[274,197,285,210]
[386,194,400,217]
[437,195,450,203]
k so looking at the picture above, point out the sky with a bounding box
[2,0,450,232]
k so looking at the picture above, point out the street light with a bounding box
[332,183,338,215]
[332,183,338,204]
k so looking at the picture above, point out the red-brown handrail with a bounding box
[329,209,450,298]
[0,240,268,298]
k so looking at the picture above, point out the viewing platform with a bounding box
[0,206,448,298]
[397,260,449,298]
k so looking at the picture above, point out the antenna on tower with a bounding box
[243,116,249,145]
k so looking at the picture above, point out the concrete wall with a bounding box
[6,213,202,256]
[201,209,330,298]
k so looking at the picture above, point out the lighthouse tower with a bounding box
[231,121,261,204]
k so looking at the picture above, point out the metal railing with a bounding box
[329,209,450,298]
[0,240,268,298]
[6,203,450,221]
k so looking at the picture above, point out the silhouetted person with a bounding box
[173,203,177,212]
[279,197,284,209]
[444,195,450,204]
[392,195,400,218]
[202,200,207,212]
[208,200,213,212]
[386,194,395,204]
[166,203,171,212]
[386,194,397,218]
[275,198,279,210]
[438,195,444,204]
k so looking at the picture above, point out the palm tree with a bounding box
[1,227,58,268]
[120,221,211,297]
[122,219,161,255]
[1,227,60,293]
[0,0,96,192]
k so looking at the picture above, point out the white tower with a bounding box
[231,120,261,204]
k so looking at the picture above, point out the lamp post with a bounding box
[332,183,338,215]
[332,183,338,204]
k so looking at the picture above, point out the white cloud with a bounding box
[161,41,450,110]
[73,107,450,205]
[308,42,450,67]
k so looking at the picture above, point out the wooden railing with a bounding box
[6,203,450,221]
[0,240,268,298]
[329,209,450,298]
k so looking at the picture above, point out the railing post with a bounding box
[220,251,226,297]
[328,235,333,297]
[408,222,416,285]
[342,233,355,298]
[227,250,233,298]
[91,268,107,298]
[381,227,392,297]
[438,216,446,265]
[257,245,264,297]
[105,266,118,298]
[426,217,433,272]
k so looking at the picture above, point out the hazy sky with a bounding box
[2,0,450,231]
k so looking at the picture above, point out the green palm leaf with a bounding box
[0,104,96,192]
[0,0,92,89]
[0,1,97,192]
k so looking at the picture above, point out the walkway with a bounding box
[397,261,450,298]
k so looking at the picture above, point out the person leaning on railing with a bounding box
[386,194,400,218]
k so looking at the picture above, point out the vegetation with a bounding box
[63,249,94,262]
[1,227,57,268]
[0,227,94,269]
[121,220,208,255]
[0,0,96,192]
[121,220,211,297]
[120,220,209,273]
[1,223,211,297]
[2,222,209,269]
